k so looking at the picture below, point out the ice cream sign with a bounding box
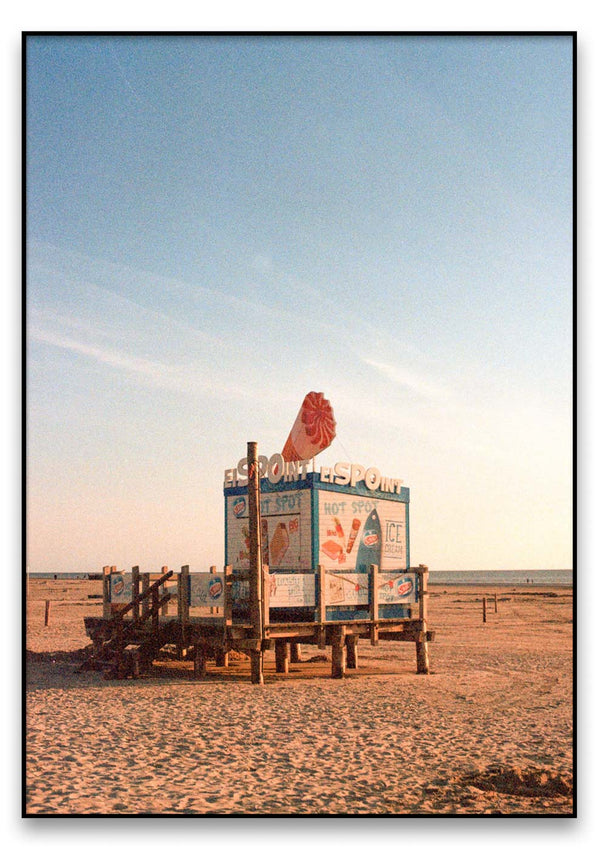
[224,457,403,496]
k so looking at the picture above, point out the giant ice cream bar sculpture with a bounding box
[281,391,337,462]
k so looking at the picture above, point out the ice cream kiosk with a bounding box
[224,456,414,624]
[83,392,432,684]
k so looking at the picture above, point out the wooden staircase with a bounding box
[79,571,174,678]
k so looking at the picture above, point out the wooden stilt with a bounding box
[483,597,487,623]
[416,633,430,674]
[346,635,359,669]
[275,641,290,673]
[290,643,302,663]
[193,643,207,678]
[215,647,228,667]
[331,626,346,678]
[250,649,264,685]
[44,600,51,627]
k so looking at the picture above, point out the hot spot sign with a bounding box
[224,455,403,495]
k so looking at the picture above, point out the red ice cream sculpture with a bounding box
[281,391,336,462]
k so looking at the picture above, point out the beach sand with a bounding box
[25,579,573,815]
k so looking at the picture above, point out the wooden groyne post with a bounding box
[416,564,430,674]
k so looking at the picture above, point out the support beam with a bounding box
[250,649,264,685]
[275,641,290,673]
[331,626,346,679]
[345,634,359,669]
[416,634,430,675]
[193,643,207,678]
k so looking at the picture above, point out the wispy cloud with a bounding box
[29,326,187,390]
[362,357,452,401]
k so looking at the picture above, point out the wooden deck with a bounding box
[81,565,434,682]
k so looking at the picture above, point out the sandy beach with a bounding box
[25,578,573,816]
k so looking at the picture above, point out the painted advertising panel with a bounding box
[226,488,312,572]
[325,571,369,606]
[267,573,315,607]
[377,572,416,604]
[318,490,407,572]
[109,572,132,603]
[189,572,225,607]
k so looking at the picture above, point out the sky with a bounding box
[25,34,573,573]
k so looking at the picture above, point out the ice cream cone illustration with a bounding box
[282,392,336,462]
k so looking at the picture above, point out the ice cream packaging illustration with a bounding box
[355,509,382,573]
[270,522,290,566]
[282,391,336,462]
[346,518,361,553]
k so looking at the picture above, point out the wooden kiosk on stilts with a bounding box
[82,443,433,683]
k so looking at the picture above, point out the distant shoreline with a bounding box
[26,569,573,588]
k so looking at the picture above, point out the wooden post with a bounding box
[494,593,498,614]
[132,566,140,623]
[275,641,290,674]
[247,442,264,684]
[152,586,159,638]
[44,600,51,626]
[290,643,302,663]
[318,562,327,649]
[346,634,359,669]
[369,562,379,645]
[250,650,264,685]
[416,565,430,674]
[102,566,111,618]
[223,565,233,626]
[331,626,346,679]
[179,565,190,658]
[141,572,150,620]
[482,596,487,623]
[209,566,217,614]
[193,643,207,678]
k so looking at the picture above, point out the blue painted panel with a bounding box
[326,606,370,622]
[378,604,411,620]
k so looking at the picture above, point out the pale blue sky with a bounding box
[26,34,573,572]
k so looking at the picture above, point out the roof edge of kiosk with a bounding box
[224,471,409,502]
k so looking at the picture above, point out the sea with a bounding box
[428,569,572,586]
[28,569,573,586]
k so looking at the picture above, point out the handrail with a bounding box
[112,570,174,620]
